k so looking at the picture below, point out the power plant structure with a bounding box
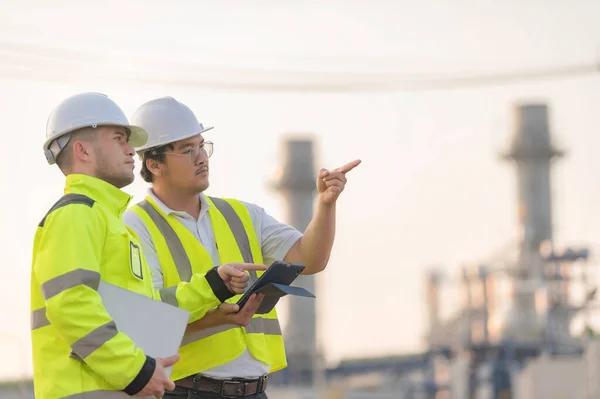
[423,102,596,398]
[267,102,599,398]
[499,103,572,349]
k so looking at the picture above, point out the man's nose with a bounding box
[125,143,135,157]
[194,149,207,165]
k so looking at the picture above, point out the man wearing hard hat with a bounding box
[123,96,361,398]
[30,93,263,399]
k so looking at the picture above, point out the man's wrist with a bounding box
[206,267,235,302]
[317,195,336,209]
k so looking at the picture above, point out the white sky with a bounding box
[0,0,599,381]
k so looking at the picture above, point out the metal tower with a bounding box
[500,103,566,343]
[270,137,320,386]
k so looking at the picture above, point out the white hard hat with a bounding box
[44,92,148,165]
[131,97,213,153]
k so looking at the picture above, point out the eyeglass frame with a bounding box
[162,141,214,162]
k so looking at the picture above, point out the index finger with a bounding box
[232,263,268,271]
[334,159,361,174]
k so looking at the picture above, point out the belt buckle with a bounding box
[221,380,243,398]
[257,374,268,392]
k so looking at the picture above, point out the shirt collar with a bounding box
[147,188,211,220]
[64,174,132,216]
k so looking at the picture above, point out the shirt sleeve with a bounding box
[241,201,303,266]
[34,204,154,395]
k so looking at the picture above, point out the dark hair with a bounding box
[140,144,174,182]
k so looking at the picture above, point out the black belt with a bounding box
[175,374,268,398]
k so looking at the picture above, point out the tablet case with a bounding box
[253,283,315,314]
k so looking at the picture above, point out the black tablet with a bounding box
[236,261,305,309]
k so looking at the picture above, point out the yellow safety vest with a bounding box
[129,196,287,381]
[30,174,157,399]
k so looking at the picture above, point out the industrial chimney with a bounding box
[500,102,564,342]
[270,137,320,386]
[502,103,564,258]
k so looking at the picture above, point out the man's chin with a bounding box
[118,170,135,188]
[100,171,134,189]
[117,175,135,189]
[196,181,209,193]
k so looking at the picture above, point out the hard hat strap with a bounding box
[45,133,72,164]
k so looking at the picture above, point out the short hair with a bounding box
[140,143,174,183]
[56,127,98,174]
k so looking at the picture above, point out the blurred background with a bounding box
[1,1,600,398]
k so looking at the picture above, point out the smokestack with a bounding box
[501,103,564,260]
[270,137,319,385]
[499,102,565,343]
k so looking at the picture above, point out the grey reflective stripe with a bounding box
[181,323,238,346]
[159,286,178,306]
[71,321,118,359]
[208,197,254,264]
[31,308,50,330]
[137,200,193,282]
[63,390,128,398]
[39,193,95,227]
[245,317,282,335]
[208,197,258,284]
[180,317,282,346]
[41,269,101,300]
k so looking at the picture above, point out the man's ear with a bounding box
[146,158,163,177]
[72,140,93,163]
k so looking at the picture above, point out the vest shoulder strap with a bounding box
[208,197,254,264]
[136,200,193,282]
[39,194,95,227]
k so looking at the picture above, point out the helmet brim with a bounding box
[127,125,149,148]
[43,123,148,151]
[135,125,214,154]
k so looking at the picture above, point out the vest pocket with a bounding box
[129,241,143,280]
[103,228,145,284]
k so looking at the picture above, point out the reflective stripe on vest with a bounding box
[209,197,254,263]
[137,201,193,283]
[63,391,130,398]
[31,308,50,330]
[137,197,258,283]
[181,317,282,346]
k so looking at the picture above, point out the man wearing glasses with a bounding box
[123,96,360,398]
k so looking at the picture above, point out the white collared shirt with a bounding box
[122,189,302,378]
